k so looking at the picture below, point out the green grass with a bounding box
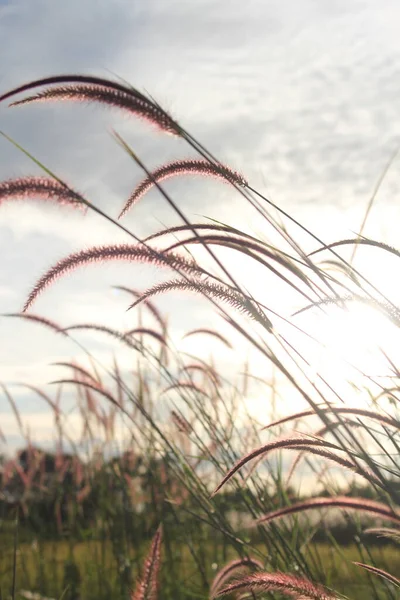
[0,538,398,600]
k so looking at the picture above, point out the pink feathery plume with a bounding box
[256,496,400,526]
[212,437,337,496]
[119,159,247,218]
[0,176,85,209]
[263,406,400,431]
[210,557,263,597]
[353,562,400,587]
[170,410,193,435]
[3,313,67,336]
[213,571,336,599]
[23,244,203,312]
[9,83,179,136]
[132,526,163,600]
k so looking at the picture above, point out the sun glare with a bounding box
[294,299,400,403]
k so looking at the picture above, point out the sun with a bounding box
[292,297,400,404]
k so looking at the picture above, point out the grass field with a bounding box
[0,538,398,600]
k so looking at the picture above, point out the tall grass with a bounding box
[0,74,399,600]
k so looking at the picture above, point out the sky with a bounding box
[1,0,400,450]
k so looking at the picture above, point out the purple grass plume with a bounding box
[256,495,400,526]
[132,525,162,600]
[210,557,263,597]
[113,285,167,332]
[123,327,167,346]
[363,527,400,542]
[119,159,247,218]
[353,562,400,587]
[263,406,400,431]
[22,245,204,312]
[8,83,179,136]
[183,328,232,349]
[127,278,273,332]
[0,176,85,210]
[170,410,193,435]
[212,437,338,496]
[2,313,67,336]
[213,571,337,599]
